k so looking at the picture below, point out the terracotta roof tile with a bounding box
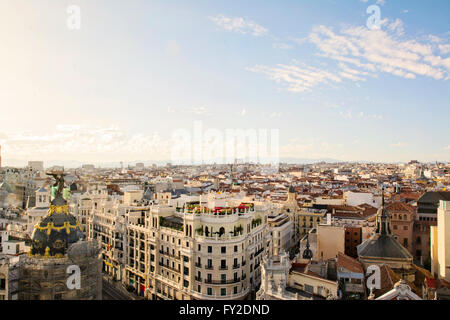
[337,252,364,274]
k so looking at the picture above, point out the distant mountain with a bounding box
[278,157,343,164]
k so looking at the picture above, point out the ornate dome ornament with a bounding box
[29,172,84,258]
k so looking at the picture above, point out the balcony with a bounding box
[191,287,250,300]
[158,262,180,273]
[195,276,202,282]
[205,265,214,270]
[159,250,181,260]
[195,263,202,268]
[204,278,241,285]
[219,265,228,270]
[255,248,264,256]
[233,264,240,269]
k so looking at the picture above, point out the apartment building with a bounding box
[298,208,326,238]
[143,198,271,300]
[81,188,272,300]
[267,213,294,256]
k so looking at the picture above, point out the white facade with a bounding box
[431,200,450,282]
[344,191,381,208]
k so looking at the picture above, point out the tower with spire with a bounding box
[357,187,415,281]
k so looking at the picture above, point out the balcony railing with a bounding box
[219,265,228,270]
[233,264,240,269]
[205,265,214,270]
[255,248,264,256]
[204,278,241,285]
[159,262,180,273]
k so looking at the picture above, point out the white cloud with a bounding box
[246,62,342,93]
[0,125,171,162]
[309,20,450,81]
[209,14,268,37]
[339,110,383,120]
[247,19,450,92]
[439,44,450,55]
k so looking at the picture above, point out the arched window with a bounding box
[219,227,225,236]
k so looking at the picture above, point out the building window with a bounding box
[208,246,212,253]
[221,246,226,254]
[403,226,408,230]
[207,288,212,296]
[221,288,226,296]
[234,245,238,252]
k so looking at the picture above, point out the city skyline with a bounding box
[0,0,449,165]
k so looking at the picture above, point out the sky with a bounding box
[0,0,449,166]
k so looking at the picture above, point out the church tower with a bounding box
[357,188,414,281]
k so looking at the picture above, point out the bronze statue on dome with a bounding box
[46,171,67,201]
